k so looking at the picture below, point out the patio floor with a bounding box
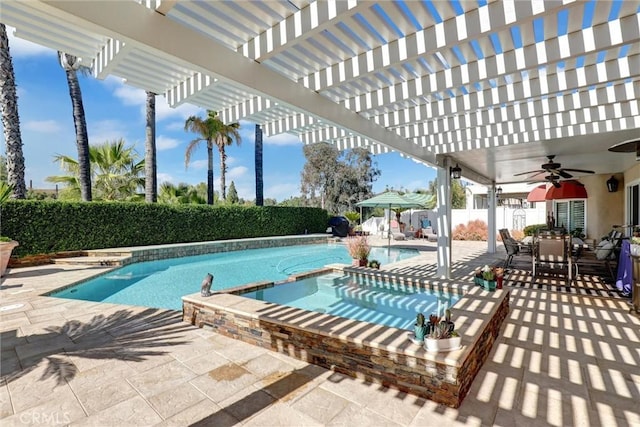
[1,239,639,426]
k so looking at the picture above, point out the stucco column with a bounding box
[436,160,452,278]
[487,185,497,254]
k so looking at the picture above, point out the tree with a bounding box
[227,181,239,204]
[301,143,380,213]
[0,24,26,199]
[255,124,263,206]
[59,51,92,201]
[46,139,144,201]
[212,112,240,200]
[158,182,206,204]
[184,110,240,205]
[144,91,157,203]
[428,179,467,209]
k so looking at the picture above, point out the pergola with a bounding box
[2,0,639,277]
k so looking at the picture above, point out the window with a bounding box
[554,200,585,233]
[628,183,639,228]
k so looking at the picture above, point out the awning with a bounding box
[527,184,548,202]
[545,180,588,200]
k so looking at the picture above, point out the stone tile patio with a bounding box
[1,239,639,426]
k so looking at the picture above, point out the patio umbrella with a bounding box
[545,180,588,200]
[356,191,425,252]
[527,184,548,202]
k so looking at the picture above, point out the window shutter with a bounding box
[570,200,585,232]
[556,202,569,229]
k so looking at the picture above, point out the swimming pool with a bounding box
[50,243,419,310]
[241,272,458,329]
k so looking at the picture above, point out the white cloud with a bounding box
[189,159,208,170]
[113,84,146,106]
[24,120,63,133]
[156,97,202,122]
[157,172,174,184]
[227,166,248,179]
[156,135,180,151]
[165,120,187,131]
[7,28,55,58]
[108,79,203,122]
[264,133,302,146]
[89,119,129,144]
[265,182,300,201]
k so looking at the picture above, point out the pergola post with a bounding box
[436,159,452,279]
[487,185,497,254]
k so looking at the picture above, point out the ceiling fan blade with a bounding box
[557,170,573,179]
[561,168,595,174]
[513,169,544,177]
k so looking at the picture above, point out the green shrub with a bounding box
[523,224,547,236]
[0,200,329,257]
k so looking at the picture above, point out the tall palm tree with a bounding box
[59,51,92,201]
[255,124,263,206]
[0,24,26,199]
[184,110,221,205]
[212,113,241,200]
[46,139,144,201]
[145,91,157,203]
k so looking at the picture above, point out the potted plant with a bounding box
[367,259,380,269]
[481,265,497,291]
[344,211,360,236]
[345,235,370,267]
[413,313,428,342]
[0,236,19,277]
[425,309,461,352]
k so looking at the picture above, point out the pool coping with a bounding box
[182,266,509,407]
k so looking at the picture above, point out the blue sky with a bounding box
[1,30,437,202]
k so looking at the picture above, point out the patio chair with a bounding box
[532,234,573,283]
[421,226,437,242]
[499,229,520,269]
[576,229,623,279]
[389,220,405,241]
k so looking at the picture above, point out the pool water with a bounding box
[51,243,419,310]
[241,272,459,329]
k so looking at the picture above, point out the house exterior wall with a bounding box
[580,173,624,240]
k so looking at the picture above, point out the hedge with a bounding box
[0,200,329,257]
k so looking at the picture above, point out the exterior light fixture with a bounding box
[606,175,619,193]
[496,187,503,197]
[450,163,461,179]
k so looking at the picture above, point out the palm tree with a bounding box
[184,111,237,204]
[158,182,206,205]
[145,91,157,203]
[0,24,26,199]
[59,51,92,201]
[212,113,241,200]
[46,139,144,201]
[255,124,263,206]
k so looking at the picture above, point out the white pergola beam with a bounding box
[33,1,439,164]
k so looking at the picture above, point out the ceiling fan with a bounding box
[514,155,595,180]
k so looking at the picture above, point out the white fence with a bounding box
[394,206,547,234]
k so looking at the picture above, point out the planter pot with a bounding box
[424,336,462,352]
[474,275,483,286]
[352,258,368,267]
[414,324,428,342]
[0,240,19,277]
[482,279,496,291]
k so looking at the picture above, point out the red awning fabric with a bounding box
[527,184,548,202]
[545,180,588,200]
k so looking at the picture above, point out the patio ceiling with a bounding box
[2,0,639,185]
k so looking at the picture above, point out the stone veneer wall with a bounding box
[87,235,329,265]
[183,290,509,408]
